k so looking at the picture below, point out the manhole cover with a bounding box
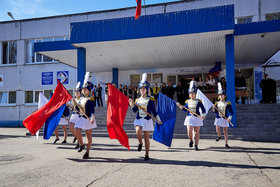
[0,155,23,161]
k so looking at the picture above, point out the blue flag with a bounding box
[153,92,177,147]
[43,104,66,140]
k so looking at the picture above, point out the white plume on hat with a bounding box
[189,80,194,90]
[75,82,80,89]
[83,72,91,86]
[218,82,222,92]
[141,73,147,83]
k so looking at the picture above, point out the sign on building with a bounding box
[57,71,69,84]
[42,72,53,85]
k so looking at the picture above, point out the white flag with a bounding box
[196,89,213,115]
[35,92,49,140]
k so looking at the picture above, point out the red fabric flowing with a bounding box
[107,83,130,150]
[135,0,141,20]
[23,81,72,135]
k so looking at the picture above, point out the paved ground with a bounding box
[0,128,280,187]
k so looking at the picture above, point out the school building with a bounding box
[1,0,280,126]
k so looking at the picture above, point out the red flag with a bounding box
[135,0,141,20]
[107,83,130,150]
[23,81,72,135]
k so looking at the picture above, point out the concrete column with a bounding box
[225,34,237,127]
[112,68,118,87]
[77,48,86,85]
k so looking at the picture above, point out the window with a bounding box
[266,12,280,21]
[237,16,253,24]
[2,41,17,64]
[167,76,176,85]
[130,73,163,86]
[25,91,33,103]
[8,91,16,103]
[34,91,42,103]
[0,91,16,104]
[152,74,162,84]
[0,92,8,103]
[130,75,141,86]
[26,36,70,64]
[44,90,52,99]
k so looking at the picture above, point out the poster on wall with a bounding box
[57,71,69,84]
[0,74,3,87]
[42,72,53,85]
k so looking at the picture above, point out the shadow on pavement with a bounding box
[67,156,280,170]
[0,135,27,140]
[205,146,280,154]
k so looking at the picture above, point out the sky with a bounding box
[0,0,180,22]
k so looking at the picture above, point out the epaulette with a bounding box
[149,96,155,101]
[198,99,202,103]
[214,102,218,106]
[185,100,188,104]
[135,98,138,103]
[89,97,95,101]
[227,101,231,105]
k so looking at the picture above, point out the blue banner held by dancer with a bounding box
[153,92,176,147]
[43,104,66,140]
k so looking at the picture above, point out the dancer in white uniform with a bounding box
[177,81,206,151]
[213,82,233,148]
[74,72,97,159]
[129,73,162,161]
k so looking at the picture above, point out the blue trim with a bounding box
[234,19,280,36]
[34,40,76,52]
[112,68,118,87]
[77,48,86,84]
[225,34,237,127]
[0,121,23,127]
[71,5,234,44]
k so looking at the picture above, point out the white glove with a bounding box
[129,98,135,108]
[156,115,162,123]
[228,116,232,121]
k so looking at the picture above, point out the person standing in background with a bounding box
[105,83,108,106]
[176,81,184,105]
[96,83,103,107]
[161,83,167,95]
[123,85,128,96]
[166,82,175,99]
[119,84,123,93]
[235,71,247,104]
[128,85,133,99]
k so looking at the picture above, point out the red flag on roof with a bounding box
[135,0,142,20]
[23,80,72,135]
[107,83,130,150]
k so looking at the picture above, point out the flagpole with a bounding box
[132,101,162,124]
[178,104,204,120]
[72,99,93,124]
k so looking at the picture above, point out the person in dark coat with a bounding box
[161,83,167,95]
[96,84,103,107]
[166,82,175,99]
[260,74,276,103]
[176,80,184,105]
[235,71,247,104]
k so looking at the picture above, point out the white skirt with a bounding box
[184,116,203,127]
[214,118,229,128]
[58,118,68,125]
[74,117,97,130]
[134,118,154,131]
[69,114,80,124]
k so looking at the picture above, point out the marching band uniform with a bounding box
[74,72,96,159]
[130,73,161,161]
[213,83,233,148]
[178,81,205,151]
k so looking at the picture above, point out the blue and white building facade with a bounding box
[1,0,280,126]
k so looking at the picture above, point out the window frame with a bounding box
[1,41,17,65]
[0,91,17,106]
[25,36,70,64]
